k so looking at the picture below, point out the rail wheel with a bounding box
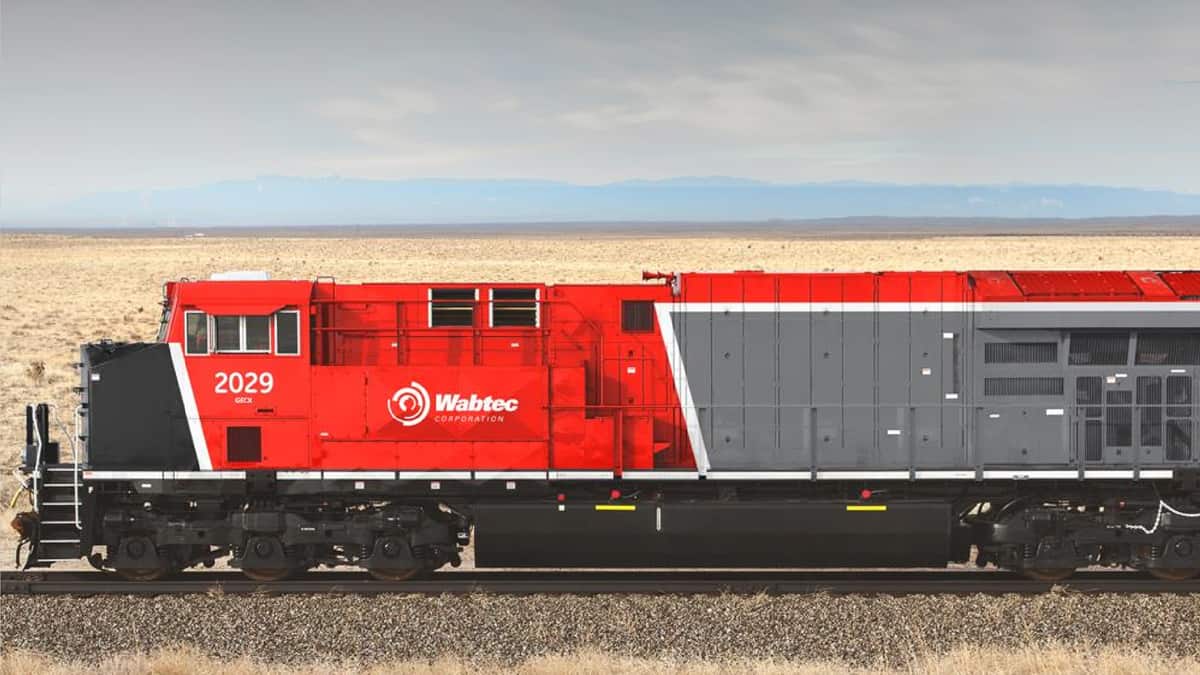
[1148,567,1200,581]
[1022,567,1075,582]
[115,566,171,582]
[367,567,424,582]
[241,567,294,582]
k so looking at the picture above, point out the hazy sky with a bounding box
[2,1,1199,212]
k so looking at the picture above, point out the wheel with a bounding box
[241,567,293,582]
[1148,567,1200,581]
[115,566,171,582]
[1022,567,1076,582]
[367,567,424,582]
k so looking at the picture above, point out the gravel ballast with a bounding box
[3,592,1200,666]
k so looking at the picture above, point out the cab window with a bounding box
[214,315,271,353]
[184,311,208,355]
[275,310,300,355]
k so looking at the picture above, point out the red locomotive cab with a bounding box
[162,274,693,476]
[167,275,314,470]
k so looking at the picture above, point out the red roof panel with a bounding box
[1163,272,1200,299]
[1128,272,1178,298]
[1008,271,1141,299]
[969,272,1024,300]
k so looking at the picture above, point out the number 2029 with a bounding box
[215,371,274,394]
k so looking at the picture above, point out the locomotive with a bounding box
[13,269,1200,581]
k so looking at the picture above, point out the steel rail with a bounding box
[3,570,1198,596]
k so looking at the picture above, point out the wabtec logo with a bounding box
[434,393,519,413]
[387,381,519,426]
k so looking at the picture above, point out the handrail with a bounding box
[30,409,43,514]
[30,404,84,530]
[72,405,83,530]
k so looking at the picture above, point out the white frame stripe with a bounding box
[84,470,164,480]
[706,471,812,480]
[277,471,323,480]
[622,470,701,480]
[548,470,614,480]
[474,471,547,480]
[655,303,711,473]
[322,471,395,480]
[168,343,212,471]
[396,471,473,480]
[169,470,246,480]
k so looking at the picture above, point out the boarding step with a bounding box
[37,503,79,525]
[43,465,81,473]
[35,540,82,561]
[40,485,79,501]
[37,464,82,495]
[39,520,80,533]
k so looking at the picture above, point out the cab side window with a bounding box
[275,310,300,355]
[214,315,272,353]
[185,311,209,355]
[214,316,242,352]
[245,316,270,351]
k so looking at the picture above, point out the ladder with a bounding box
[30,464,85,564]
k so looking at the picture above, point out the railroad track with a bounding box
[3,569,1198,596]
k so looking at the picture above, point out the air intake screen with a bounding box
[984,377,1064,396]
[621,300,654,333]
[491,288,538,327]
[1135,332,1200,365]
[430,288,476,327]
[1166,420,1192,461]
[985,342,1057,364]
[227,426,262,463]
[1068,333,1129,366]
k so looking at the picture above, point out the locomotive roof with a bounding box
[168,270,1200,304]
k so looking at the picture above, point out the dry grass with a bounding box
[2,644,1197,675]
[1,232,1197,520]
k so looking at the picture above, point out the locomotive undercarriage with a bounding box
[87,488,468,581]
[968,488,1200,581]
[16,475,1199,582]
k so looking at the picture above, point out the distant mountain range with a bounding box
[6,176,1200,226]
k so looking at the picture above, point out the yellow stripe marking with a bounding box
[595,504,636,511]
[846,505,888,512]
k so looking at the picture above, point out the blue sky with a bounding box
[2,1,1198,218]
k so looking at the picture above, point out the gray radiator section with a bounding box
[669,310,1199,472]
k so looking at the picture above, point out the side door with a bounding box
[1134,372,1196,465]
[1074,373,1135,465]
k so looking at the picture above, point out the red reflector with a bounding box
[610,488,621,500]
[860,489,873,500]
